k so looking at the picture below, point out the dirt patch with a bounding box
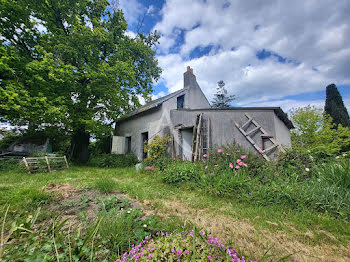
[44,183,142,228]
[147,197,350,262]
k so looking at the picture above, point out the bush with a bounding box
[0,158,24,172]
[144,135,170,166]
[89,154,138,168]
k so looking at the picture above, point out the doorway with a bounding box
[181,128,193,160]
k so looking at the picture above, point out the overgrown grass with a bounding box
[93,177,116,193]
[1,164,350,260]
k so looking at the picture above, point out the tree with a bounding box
[211,80,235,108]
[325,83,350,127]
[0,0,161,161]
[290,105,350,157]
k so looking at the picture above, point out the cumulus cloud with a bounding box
[152,0,350,109]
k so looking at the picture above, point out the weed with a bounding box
[93,177,116,193]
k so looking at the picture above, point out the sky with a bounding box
[119,0,350,113]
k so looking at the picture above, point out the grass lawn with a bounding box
[1,166,350,261]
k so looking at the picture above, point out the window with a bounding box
[125,136,131,153]
[177,95,185,109]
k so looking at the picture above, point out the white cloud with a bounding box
[152,0,350,110]
[118,0,146,26]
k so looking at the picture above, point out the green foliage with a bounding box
[290,105,350,157]
[211,80,235,108]
[89,153,138,168]
[0,131,20,150]
[0,0,162,161]
[325,83,350,127]
[0,159,24,173]
[162,160,201,184]
[93,177,116,193]
[97,196,130,212]
[144,135,170,166]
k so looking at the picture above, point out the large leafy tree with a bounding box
[290,105,350,157]
[324,83,350,127]
[0,0,161,161]
[211,80,235,108]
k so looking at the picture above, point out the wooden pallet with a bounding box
[23,156,69,174]
[234,113,285,161]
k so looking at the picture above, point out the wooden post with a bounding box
[45,156,51,172]
[171,135,175,159]
[23,157,30,174]
[63,155,69,169]
[194,114,202,161]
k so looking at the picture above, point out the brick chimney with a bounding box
[184,66,196,88]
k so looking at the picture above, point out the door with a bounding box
[181,129,193,160]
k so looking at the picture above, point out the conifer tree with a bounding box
[211,80,235,108]
[324,84,350,127]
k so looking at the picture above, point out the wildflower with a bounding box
[217,149,222,153]
[215,164,219,167]
[240,155,246,159]
[234,150,240,153]
[248,176,251,180]
[236,141,239,145]
[185,250,190,255]
[214,142,217,145]
[336,156,340,159]
[203,154,208,158]
[248,192,252,195]
[235,165,240,169]
[171,248,175,253]
[207,255,212,260]
[343,153,348,157]
[226,153,231,156]
[177,250,181,256]
[229,162,234,169]
[305,168,310,172]
[148,254,152,259]
[258,149,262,153]
[205,165,208,170]
[144,166,154,171]
[242,163,248,167]
[143,224,147,228]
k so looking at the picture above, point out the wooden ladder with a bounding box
[234,113,285,161]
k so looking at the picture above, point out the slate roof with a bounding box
[116,89,186,123]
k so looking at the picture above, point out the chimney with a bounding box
[184,66,196,88]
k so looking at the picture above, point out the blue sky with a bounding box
[122,0,350,113]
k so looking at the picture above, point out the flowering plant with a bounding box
[115,229,254,261]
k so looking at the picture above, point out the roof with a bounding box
[175,107,294,129]
[116,89,186,123]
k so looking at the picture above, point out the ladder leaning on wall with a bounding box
[234,113,285,161]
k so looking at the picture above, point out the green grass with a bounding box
[1,166,350,261]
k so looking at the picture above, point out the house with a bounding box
[112,66,294,161]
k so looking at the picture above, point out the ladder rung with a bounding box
[242,118,253,129]
[263,144,278,153]
[246,126,261,136]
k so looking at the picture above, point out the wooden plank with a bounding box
[45,156,51,172]
[246,126,261,136]
[262,144,278,154]
[23,157,31,174]
[246,136,255,145]
[241,118,253,129]
[63,156,69,169]
[208,118,211,151]
[194,114,202,161]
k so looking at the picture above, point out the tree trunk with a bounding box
[71,129,90,162]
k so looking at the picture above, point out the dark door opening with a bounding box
[177,95,185,109]
[141,132,148,160]
[125,136,131,153]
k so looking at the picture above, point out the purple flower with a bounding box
[217,149,222,153]
[148,253,152,259]
[248,192,252,195]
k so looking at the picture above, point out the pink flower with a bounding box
[243,163,248,167]
[214,142,217,145]
[248,176,251,180]
[235,165,240,169]
[215,164,219,167]
[177,250,181,256]
[205,165,208,170]
[203,154,207,158]
[236,141,240,145]
[229,162,234,169]
[258,148,262,153]
[148,254,152,259]
[185,250,190,255]
[240,155,246,159]
[208,256,212,260]
[217,149,222,153]
[248,192,252,195]
[226,153,231,156]
[144,166,154,171]
[234,150,240,153]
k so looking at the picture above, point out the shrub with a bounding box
[144,135,170,166]
[89,154,138,168]
[0,158,24,172]
[117,229,251,261]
